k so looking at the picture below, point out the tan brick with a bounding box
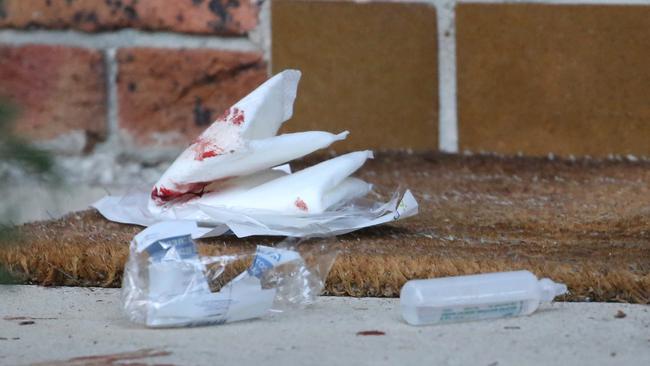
[0,0,258,35]
[117,47,267,145]
[457,3,650,157]
[0,45,106,144]
[272,0,438,151]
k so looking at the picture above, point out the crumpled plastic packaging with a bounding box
[122,221,338,327]
[94,69,418,238]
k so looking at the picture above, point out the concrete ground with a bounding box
[0,286,648,366]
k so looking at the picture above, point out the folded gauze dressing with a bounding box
[148,70,371,215]
[93,69,419,237]
[194,151,373,214]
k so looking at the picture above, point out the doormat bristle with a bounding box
[1,153,649,303]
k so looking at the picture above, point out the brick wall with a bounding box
[456,2,650,157]
[1,0,649,160]
[0,0,268,155]
[273,0,650,158]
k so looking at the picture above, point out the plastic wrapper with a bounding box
[94,69,418,238]
[122,221,338,327]
[96,184,417,239]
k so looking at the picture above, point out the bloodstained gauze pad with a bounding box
[94,69,418,238]
[149,71,344,206]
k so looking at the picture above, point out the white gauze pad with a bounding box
[193,151,374,214]
[149,70,347,208]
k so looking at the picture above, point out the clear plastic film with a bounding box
[94,185,418,238]
[122,221,338,327]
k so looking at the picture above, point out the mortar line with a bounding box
[0,29,261,52]
[432,0,459,153]
[104,48,119,145]
[249,0,272,74]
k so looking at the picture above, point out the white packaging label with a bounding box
[416,301,525,324]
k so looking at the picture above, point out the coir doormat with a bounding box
[1,153,649,303]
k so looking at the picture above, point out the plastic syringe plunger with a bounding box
[400,270,568,326]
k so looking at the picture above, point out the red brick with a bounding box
[0,0,258,35]
[0,45,107,143]
[117,47,267,145]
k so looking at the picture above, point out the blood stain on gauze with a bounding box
[192,138,224,161]
[150,182,209,205]
[225,107,245,125]
[294,197,308,212]
[189,107,246,162]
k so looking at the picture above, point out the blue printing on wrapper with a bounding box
[146,234,197,261]
[248,255,274,278]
